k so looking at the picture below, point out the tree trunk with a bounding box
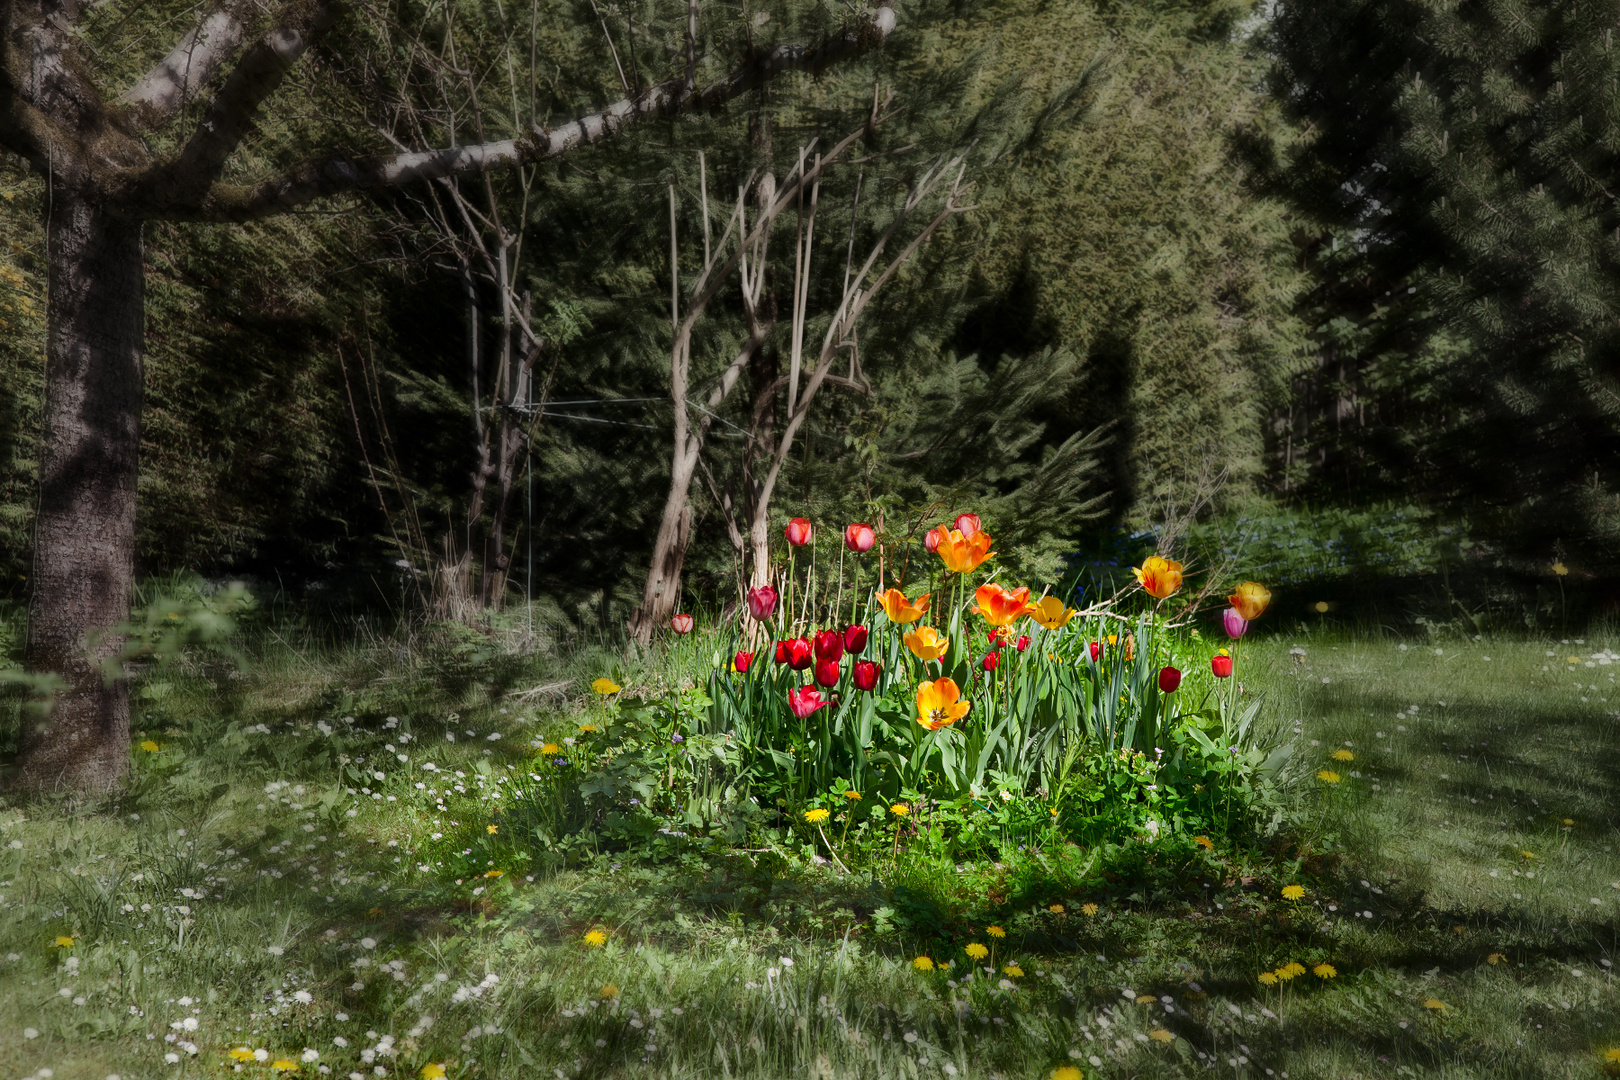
[12,200,144,793]
[630,448,696,645]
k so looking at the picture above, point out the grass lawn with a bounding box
[1,628,1617,1080]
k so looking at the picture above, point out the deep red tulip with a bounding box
[982,651,1000,672]
[748,585,779,621]
[785,518,813,546]
[814,658,841,687]
[843,624,869,654]
[777,637,812,670]
[954,513,981,540]
[734,650,753,674]
[844,523,876,553]
[670,613,694,634]
[852,659,879,691]
[813,629,844,662]
[1089,641,1102,661]
[1211,654,1233,678]
[924,525,949,553]
[1158,665,1182,693]
[788,685,829,718]
[1015,634,1030,652]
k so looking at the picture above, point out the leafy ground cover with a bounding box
[1,625,1617,1080]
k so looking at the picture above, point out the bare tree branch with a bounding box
[136,1,898,221]
[120,0,267,127]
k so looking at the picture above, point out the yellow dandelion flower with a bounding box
[1081,902,1099,916]
[1605,1047,1620,1064]
[1317,769,1341,784]
[1281,884,1306,900]
[591,678,621,695]
[1048,903,1065,914]
[1193,835,1214,850]
[484,869,503,878]
[139,740,160,752]
[844,790,862,800]
[1563,818,1574,827]
[1313,963,1337,979]
[271,1062,299,1073]
[1487,953,1505,965]
[1149,1028,1174,1043]
[54,935,73,948]
[1520,850,1535,860]
[420,1067,447,1080]
[1281,962,1306,978]
[229,1048,255,1062]
[804,808,830,824]
[583,929,607,948]
[1424,998,1447,1011]
[965,942,989,960]
[1553,562,1570,576]
[1273,965,1297,982]
[1004,964,1024,977]
[913,955,935,971]
[578,723,599,733]
[1051,1068,1083,1080]
[600,984,619,999]
[890,803,910,816]
[986,925,1006,938]
[1330,749,1354,762]
[487,824,499,834]
[1258,971,1278,985]
[539,743,561,755]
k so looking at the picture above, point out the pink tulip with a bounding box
[954,513,981,540]
[670,613,694,634]
[788,685,829,718]
[924,525,948,553]
[1222,607,1249,639]
[844,523,876,553]
[785,518,813,546]
[747,585,779,621]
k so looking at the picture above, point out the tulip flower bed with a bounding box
[566,515,1292,863]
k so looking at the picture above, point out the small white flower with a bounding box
[23,1027,39,1039]
[360,937,377,950]
[302,1049,320,1063]
[294,990,313,1004]
[267,945,284,956]
[254,1049,269,1062]
[164,1053,180,1064]
[182,1017,199,1031]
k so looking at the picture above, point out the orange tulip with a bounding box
[903,626,950,662]
[937,529,994,573]
[1228,581,1271,621]
[915,677,971,731]
[876,588,931,625]
[1132,555,1184,599]
[974,583,1035,627]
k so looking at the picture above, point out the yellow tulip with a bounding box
[915,677,970,731]
[1030,596,1076,629]
[875,588,931,624]
[974,583,1036,627]
[904,626,950,662]
[1133,555,1184,599]
[937,529,994,573]
[1228,580,1271,620]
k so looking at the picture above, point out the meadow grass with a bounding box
[1,623,1617,1080]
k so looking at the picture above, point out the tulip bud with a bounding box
[1157,665,1182,693]
[779,637,812,670]
[1211,654,1233,678]
[1015,634,1030,652]
[852,659,879,691]
[1089,641,1102,661]
[734,650,753,674]
[844,523,876,553]
[924,526,948,553]
[982,651,1000,672]
[843,623,869,654]
[748,585,779,621]
[954,513,981,540]
[814,658,841,688]
[670,613,694,634]
[813,629,844,662]
[785,518,813,546]
[1221,607,1248,640]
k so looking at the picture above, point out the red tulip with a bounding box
[734,650,753,674]
[747,585,779,621]
[776,637,812,670]
[671,613,694,634]
[852,659,879,691]
[1089,641,1102,661]
[924,525,949,553]
[788,685,829,718]
[844,523,876,553]
[813,629,844,662]
[954,513,981,540]
[1158,665,1182,693]
[1015,634,1030,652]
[785,518,813,546]
[1211,654,1233,678]
[843,624,869,654]
[814,658,841,688]
[982,651,1000,672]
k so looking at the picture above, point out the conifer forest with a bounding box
[1,1,1618,1078]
